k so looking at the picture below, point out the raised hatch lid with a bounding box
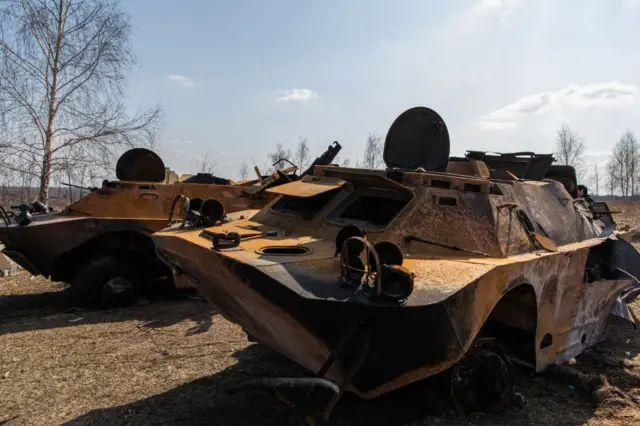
[115,148,166,182]
[383,106,450,172]
[265,176,346,198]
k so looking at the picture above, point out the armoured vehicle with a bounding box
[151,107,640,419]
[0,143,341,307]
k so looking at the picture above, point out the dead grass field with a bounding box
[608,202,640,230]
[1,203,640,425]
[1,274,639,426]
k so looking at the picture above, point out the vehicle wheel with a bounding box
[450,338,516,414]
[72,256,141,309]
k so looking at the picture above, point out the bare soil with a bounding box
[0,272,639,426]
[609,202,640,231]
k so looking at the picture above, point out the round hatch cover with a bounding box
[115,148,166,182]
[383,106,450,172]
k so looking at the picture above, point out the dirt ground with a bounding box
[1,205,640,425]
[1,279,639,426]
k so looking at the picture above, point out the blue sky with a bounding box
[122,0,640,185]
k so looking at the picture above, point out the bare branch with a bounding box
[267,142,292,173]
[195,151,217,175]
[608,130,640,198]
[0,0,163,204]
[294,137,310,172]
[239,160,249,180]
[360,133,383,169]
[554,123,585,180]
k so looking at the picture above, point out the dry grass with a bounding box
[1,273,639,426]
[608,202,640,231]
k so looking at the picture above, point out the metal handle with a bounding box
[168,194,190,227]
[212,232,241,251]
[340,236,382,297]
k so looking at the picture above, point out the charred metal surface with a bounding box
[383,107,450,172]
[115,148,166,183]
[151,106,640,416]
[0,143,343,303]
[0,178,273,283]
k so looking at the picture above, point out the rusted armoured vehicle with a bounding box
[0,143,342,307]
[151,107,640,419]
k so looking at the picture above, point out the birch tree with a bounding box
[554,123,585,179]
[196,151,217,175]
[608,131,640,198]
[238,160,248,180]
[268,142,292,172]
[360,133,383,169]
[0,0,161,204]
[294,137,310,172]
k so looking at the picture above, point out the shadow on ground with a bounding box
[63,344,453,426]
[3,274,638,425]
[0,275,214,337]
[63,313,640,426]
[63,341,638,426]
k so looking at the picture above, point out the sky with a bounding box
[121,0,640,184]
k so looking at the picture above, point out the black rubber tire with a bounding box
[450,338,516,414]
[72,256,141,309]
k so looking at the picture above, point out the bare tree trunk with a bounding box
[1,0,161,205]
[26,175,33,202]
[555,124,585,180]
[38,0,65,205]
[39,139,52,203]
[67,170,73,203]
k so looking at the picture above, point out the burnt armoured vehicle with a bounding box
[0,143,342,307]
[151,106,640,420]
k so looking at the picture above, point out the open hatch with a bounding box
[322,169,413,194]
[265,175,346,198]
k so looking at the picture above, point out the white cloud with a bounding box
[276,88,319,102]
[448,0,519,34]
[472,0,505,12]
[167,74,195,87]
[478,121,517,130]
[476,81,638,130]
[168,139,193,145]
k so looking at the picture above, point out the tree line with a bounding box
[1,2,635,206]
[239,133,385,180]
[553,123,639,198]
[252,124,637,200]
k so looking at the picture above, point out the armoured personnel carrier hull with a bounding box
[151,107,640,418]
[0,143,341,307]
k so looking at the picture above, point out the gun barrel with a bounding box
[61,182,92,191]
[300,141,342,177]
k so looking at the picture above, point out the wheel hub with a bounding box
[450,339,516,413]
[104,276,134,295]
